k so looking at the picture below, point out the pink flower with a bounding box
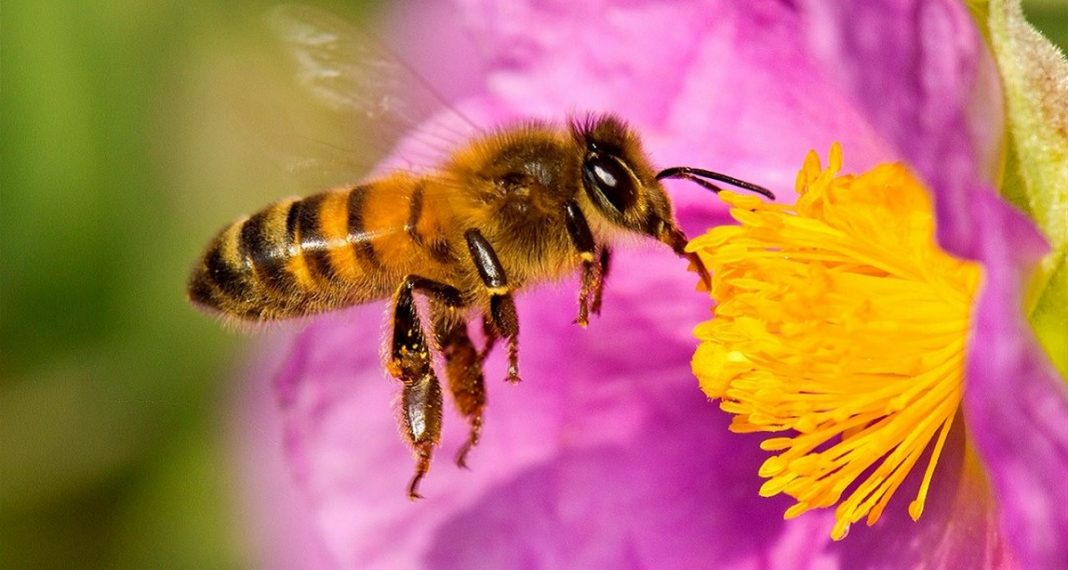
[236,0,1068,568]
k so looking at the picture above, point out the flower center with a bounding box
[688,144,982,540]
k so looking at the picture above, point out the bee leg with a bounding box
[563,201,599,327]
[478,314,498,362]
[464,229,521,383]
[389,275,463,499]
[431,306,486,469]
[491,294,520,383]
[578,246,612,324]
[590,247,611,316]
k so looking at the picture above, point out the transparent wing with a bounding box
[265,5,482,183]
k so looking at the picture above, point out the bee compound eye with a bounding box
[582,154,636,214]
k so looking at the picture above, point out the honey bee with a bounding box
[188,7,774,499]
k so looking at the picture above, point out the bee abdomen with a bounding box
[188,186,392,321]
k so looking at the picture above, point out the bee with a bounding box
[187,8,774,499]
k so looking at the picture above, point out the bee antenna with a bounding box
[656,167,775,200]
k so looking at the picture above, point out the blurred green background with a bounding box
[1,1,384,568]
[2,1,1066,568]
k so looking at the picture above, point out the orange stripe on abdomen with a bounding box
[361,176,423,275]
[315,189,361,282]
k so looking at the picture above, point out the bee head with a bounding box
[569,114,686,252]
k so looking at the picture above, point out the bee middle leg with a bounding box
[464,229,521,383]
[388,275,463,499]
[431,306,486,469]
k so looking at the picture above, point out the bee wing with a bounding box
[261,4,483,188]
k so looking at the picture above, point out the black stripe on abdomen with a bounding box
[243,201,301,295]
[296,193,338,283]
[204,235,251,303]
[346,185,379,268]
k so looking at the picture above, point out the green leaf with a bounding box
[987,0,1068,377]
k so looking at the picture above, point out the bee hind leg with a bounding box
[389,275,463,499]
[432,305,487,469]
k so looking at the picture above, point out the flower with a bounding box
[236,0,1067,568]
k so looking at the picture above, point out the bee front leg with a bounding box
[590,247,611,316]
[431,306,486,469]
[563,201,608,327]
[464,229,521,383]
[388,275,463,499]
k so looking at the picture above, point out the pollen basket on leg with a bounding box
[688,144,982,540]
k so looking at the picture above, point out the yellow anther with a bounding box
[691,146,981,540]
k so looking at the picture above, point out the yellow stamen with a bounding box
[688,144,982,540]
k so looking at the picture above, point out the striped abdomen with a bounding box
[188,175,454,321]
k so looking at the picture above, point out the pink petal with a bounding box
[233,331,335,569]
[963,190,1068,569]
